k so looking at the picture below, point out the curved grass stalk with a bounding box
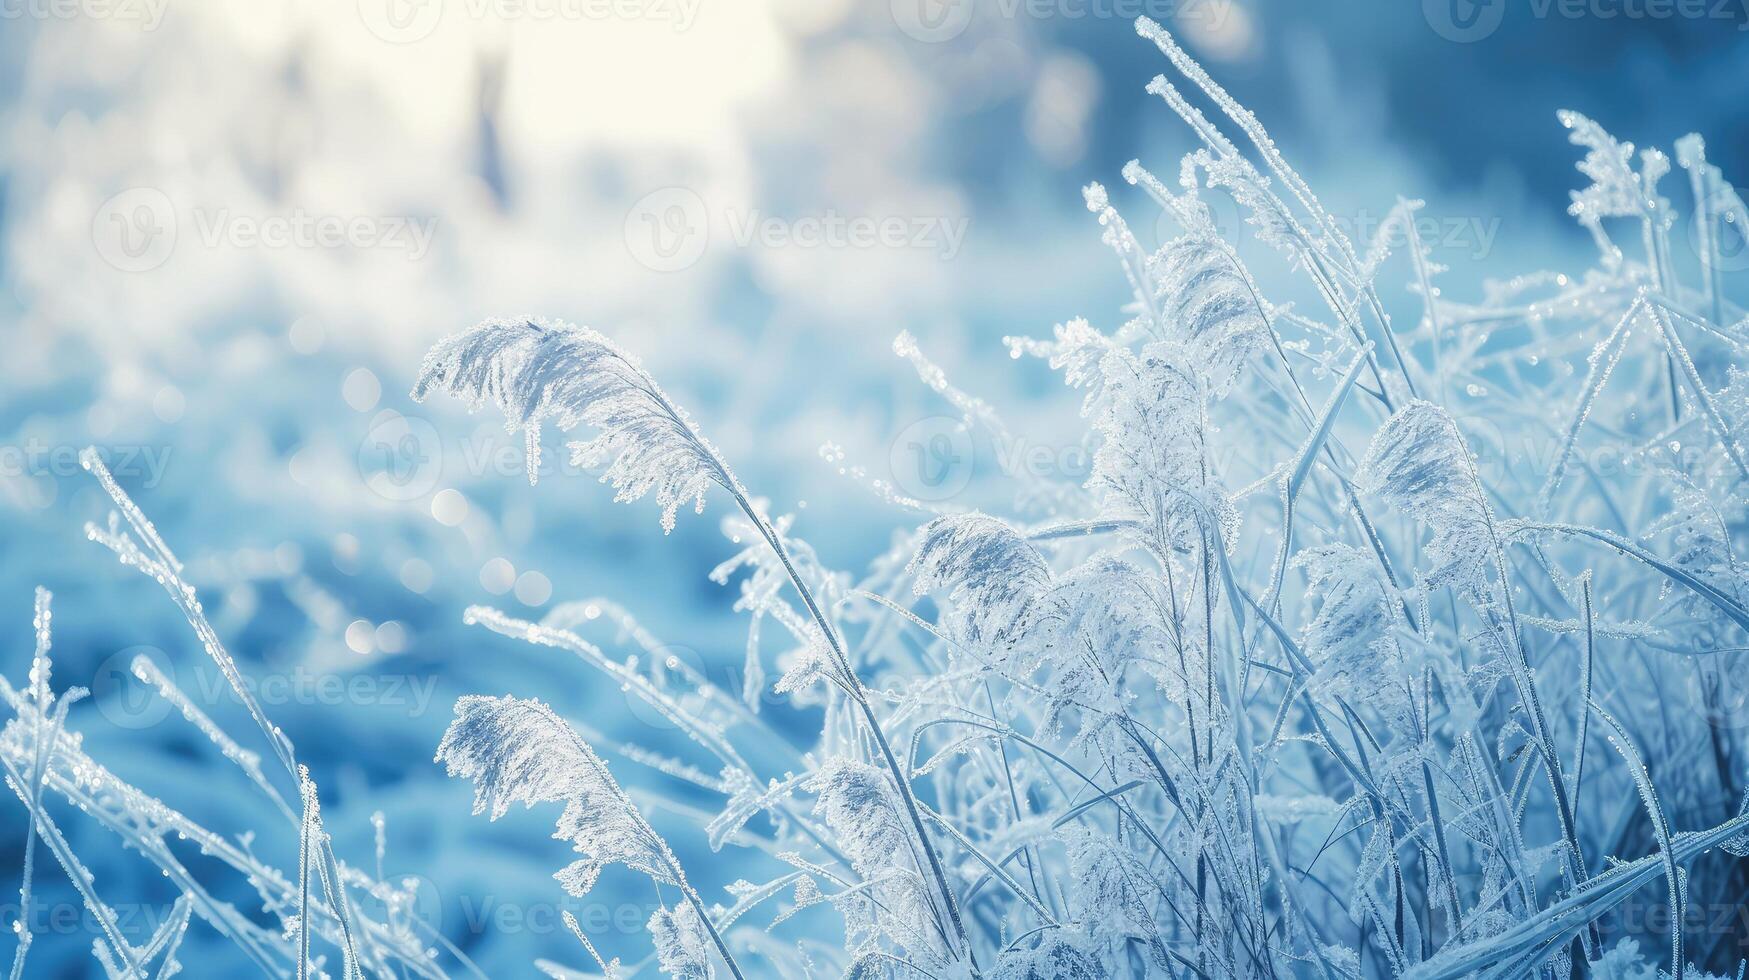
[1411,813,1749,979]
[1588,699,1684,980]
[463,606,756,776]
[79,449,367,977]
[296,769,316,980]
[1535,296,1643,516]
[1650,303,1749,483]
[917,805,1056,924]
[1511,521,1749,633]
[720,479,978,968]
[8,690,77,980]
[0,751,143,977]
[0,685,445,977]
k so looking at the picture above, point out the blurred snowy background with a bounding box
[2,0,1746,973]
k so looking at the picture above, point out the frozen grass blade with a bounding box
[1589,700,1683,980]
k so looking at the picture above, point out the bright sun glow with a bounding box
[199,0,794,150]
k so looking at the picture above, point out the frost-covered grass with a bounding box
[1,451,459,979]
[9,14,1749,979]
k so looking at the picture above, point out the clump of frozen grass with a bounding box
[0,455,468,979]
[411,17,1749,980]
[13,15,1749,980]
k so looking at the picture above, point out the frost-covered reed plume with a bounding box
[0,453,470,979]
[412,16,1749,980]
